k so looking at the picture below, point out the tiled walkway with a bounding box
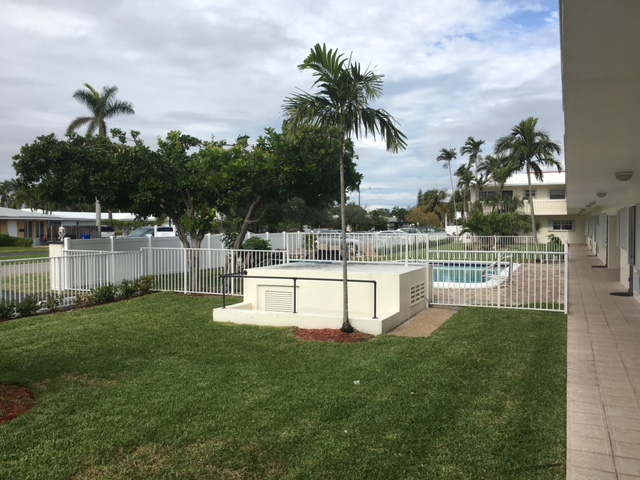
[567,245,640,479]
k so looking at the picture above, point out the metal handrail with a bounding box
[221,271,378,319]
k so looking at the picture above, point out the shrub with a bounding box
[221,232,239,249]
[118,279,137,299]
[15,295,39,317]
[90,284,118,305]
[133,275,154,295]
[0,234,33,247]
[41,293,62,310]
[242,237,271,250]
[75,292,93,308]
[0,299,15,320]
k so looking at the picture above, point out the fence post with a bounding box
[497,253,501,309]
[564,239,569,314]
[183,248,188,294]
[404,235,409,265]
[286,232,290,264]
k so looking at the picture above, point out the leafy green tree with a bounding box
[215,126,361,248]
[406,206,441,228]
[390,206,409,225]
[283,43,407,333]
[13,133,123,211]
[368,208,390,230]
[494,117,562,244]
[436,147,458,224]
[417,189,448,225]
[462,205,532,236]
[66,83,135,136]
[333,203,373,231]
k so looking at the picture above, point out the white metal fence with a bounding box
[1,234,566,313]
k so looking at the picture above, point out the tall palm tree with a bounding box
[436,147,458,227]
[66,83,135,137]
[283,43,407,333]
[460,136,485,178]
[494,117,561,244]
[455,163,473,219]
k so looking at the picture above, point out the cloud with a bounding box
[0,0,562,211]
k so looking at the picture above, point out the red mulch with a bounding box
[294,328,374,343]
[0,384,36,425]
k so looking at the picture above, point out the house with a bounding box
[475,171,584,245]
[0,207,62,240]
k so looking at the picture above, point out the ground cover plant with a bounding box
[0,293,566,479]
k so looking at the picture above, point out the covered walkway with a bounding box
[567,245,640,478]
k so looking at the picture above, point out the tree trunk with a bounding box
[449,163,457,230]
[526,165,538,245]
[233,196,263,250]
[339,136,353,333]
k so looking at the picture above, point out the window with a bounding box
[549,188,566,200]
[478,191,497,201]
[502,190,513,199]
[523,189,536,198]
[551,219,574,231]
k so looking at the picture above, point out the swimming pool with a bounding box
[431,262,520,288]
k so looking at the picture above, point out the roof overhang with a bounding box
[561,0,640,214]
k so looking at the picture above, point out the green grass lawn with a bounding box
[0,246,49,260]
[0,293,566,479]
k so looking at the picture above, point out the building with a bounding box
[476,171,584,245]
[0,207,62,241]
[562,0,640,294]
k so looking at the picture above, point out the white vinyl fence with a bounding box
[1,234,566,313]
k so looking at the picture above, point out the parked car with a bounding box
[100,225,116,238]
[315,231,362,260]
[127,226,177,238]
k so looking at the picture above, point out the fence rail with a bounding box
[1,235,567,314]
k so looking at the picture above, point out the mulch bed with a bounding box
[294,328,374,343]
[0,384,36,425]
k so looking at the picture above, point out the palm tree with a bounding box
[455,163,473,219]
[0,179,17,208]
[494,117,561,244]
[436,147,458,228]
[283,43,407,333]
[67,83,135,137]
[460,136,485,178]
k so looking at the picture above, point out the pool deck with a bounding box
[567,245,640,479]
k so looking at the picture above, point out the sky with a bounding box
[0,0,563,211]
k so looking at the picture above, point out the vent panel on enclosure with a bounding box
[264,290,294,312]
[410,282,426,306]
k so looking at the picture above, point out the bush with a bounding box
[0,234,34,247]
[133,275,154,295]
[0,299,15,320]
[90,284,119,305]
[117,280,137,300]
[15,295,39,317]
[242,237,272,250]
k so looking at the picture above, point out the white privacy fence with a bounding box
[1,234,567,313]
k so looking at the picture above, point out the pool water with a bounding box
[433,265,500,284]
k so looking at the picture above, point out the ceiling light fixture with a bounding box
[614,171,634,181]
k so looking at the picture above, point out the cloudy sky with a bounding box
[0,0,563,210]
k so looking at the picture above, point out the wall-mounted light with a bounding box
[615,171,634,181]
[596,191,607,198]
